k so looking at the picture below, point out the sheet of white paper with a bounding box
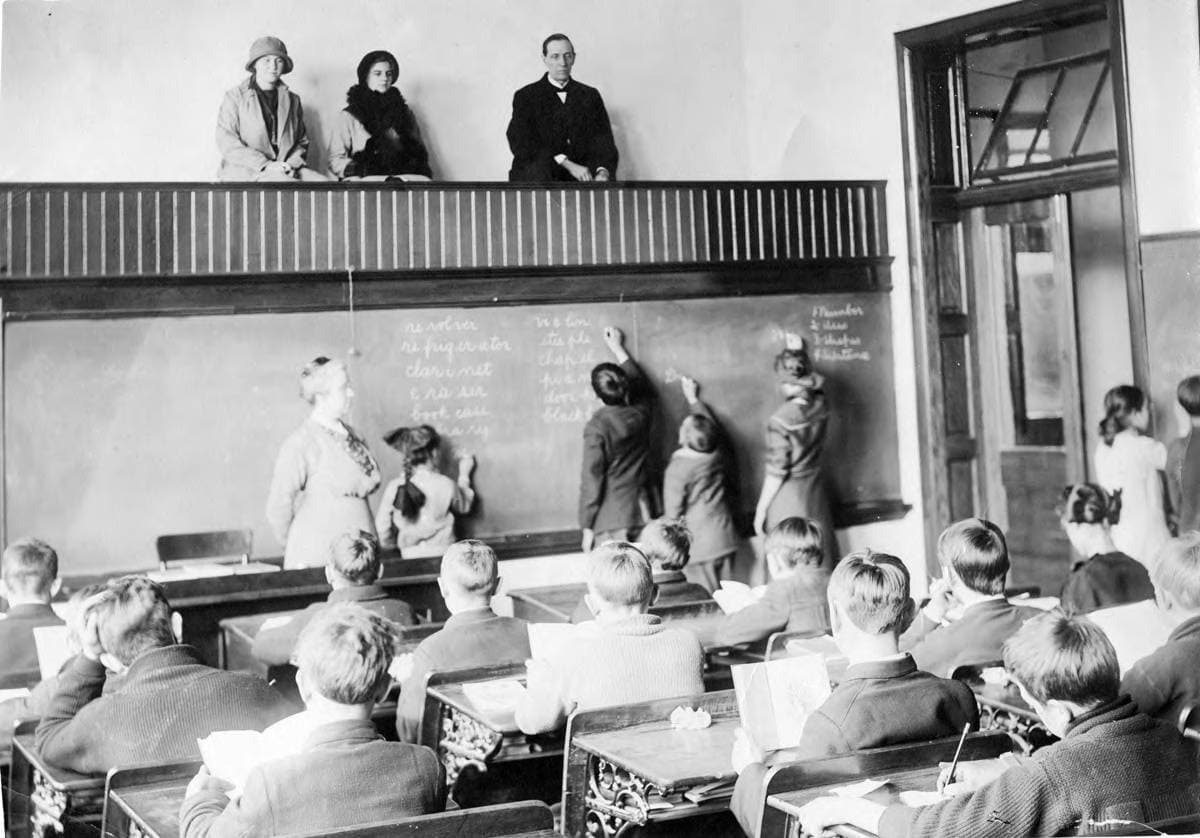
[712,581,768,615]
[1088,600,1174,674]
[733,651,832,751]
[463,679,527,716]
[33,625,72,680]
[830,778,888,798]
[256,615,293,634]
[899,790,947,807]
[0,687,31,704]
[1007,595,1060,612]
[199,713,319,800]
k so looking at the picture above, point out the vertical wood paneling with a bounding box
[0,182,888,278]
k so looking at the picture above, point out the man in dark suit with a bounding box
[0,537,64,688]
[506,33,619,182]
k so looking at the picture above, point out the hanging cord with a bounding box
[347,265,361,357]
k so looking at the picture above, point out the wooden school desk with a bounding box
[508,581,713,623]
[419,662,564,806]
[562,689,741,837]
[7,722,106,838]
[103,762,198,838]
[968,680,1054,754]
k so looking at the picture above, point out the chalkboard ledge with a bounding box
[832,499,912,528]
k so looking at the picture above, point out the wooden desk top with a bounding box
[109,780,188,838]
[14,732,100,791]
[572,715,739,791]
[427,679,524,735]
[220,610,303,640]
[507,584,585,622]
[768,764,943,838]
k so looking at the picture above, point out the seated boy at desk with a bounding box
[571,518,710,623]
[1122,532,1200,724]
[35,575,293,773]
[252,530,415,666]
[0,537,64,687]
[730,550,978,837]
[515,542,704,735]
[899,518,1042,677]
[180,604,445,837]
[397,539,530,742]
[797,611,1200,838]
[715,517,831,647]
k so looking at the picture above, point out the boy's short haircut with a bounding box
[682,414,718,454]
[590,362,629,406]
[295,603,396,705]
[440,539,499,597]
[328,530,380,585]
[1,537,59,597]
[765,517,825,569]
[92,576,176,667]
[587,542,654,607]
[1179,376,1200,417]
[638,519,691,571]
[827,550,912,635]
[937,518,1009,596]
[1151,532,1200,610]
[1002,611,1119,706]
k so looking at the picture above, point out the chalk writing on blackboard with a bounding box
[533,311,599,424]
[401,314,513,441]
[810,303,871,363]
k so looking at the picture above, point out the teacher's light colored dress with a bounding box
[266,419,380,569]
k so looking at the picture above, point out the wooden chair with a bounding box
[155,529,253,570]
[754,730,1021,838]
[311,801,554,838]
[561,689,740,838]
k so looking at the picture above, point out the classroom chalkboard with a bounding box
[5,293,899,573]
[1142,234,1200,436]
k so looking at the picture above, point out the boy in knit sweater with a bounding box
[515,542,705,735]
[179,604,445,837]
[1121,532,1200,724]
[797,612,1200,838]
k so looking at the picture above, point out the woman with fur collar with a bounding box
[328,50,432,181]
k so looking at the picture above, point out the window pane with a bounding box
[1015,251,1063,421]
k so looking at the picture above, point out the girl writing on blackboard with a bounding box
[1093,384,1171,569]
[266,357,380,569]
[753,332,838,565]
[375,425,476,558]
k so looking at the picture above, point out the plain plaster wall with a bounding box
[0,0,749,181]
[1123,0,1200,236]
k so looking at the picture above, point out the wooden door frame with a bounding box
[896,0,1144,577]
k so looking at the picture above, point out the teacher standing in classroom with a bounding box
[753,333,839,565]
[266,357,381,568]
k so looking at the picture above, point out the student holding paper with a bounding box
[397,539,530,742]
[900,519,1041,677]
[514,542,704,735]
[797,612,1200,838]
[715,517,831,647]
[180,604,445,837]
[0,537,64,688]
[730,550,978,836]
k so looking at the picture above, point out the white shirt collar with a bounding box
[547,76,570,90]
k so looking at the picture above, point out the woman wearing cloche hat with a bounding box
[215,36,328,181]
[328,50,433,181]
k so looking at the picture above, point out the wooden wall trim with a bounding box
[0,259,892,321]
[0,181,889,282]
[1140,230,1200,244]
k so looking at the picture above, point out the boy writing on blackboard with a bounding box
[579,326,653,551]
